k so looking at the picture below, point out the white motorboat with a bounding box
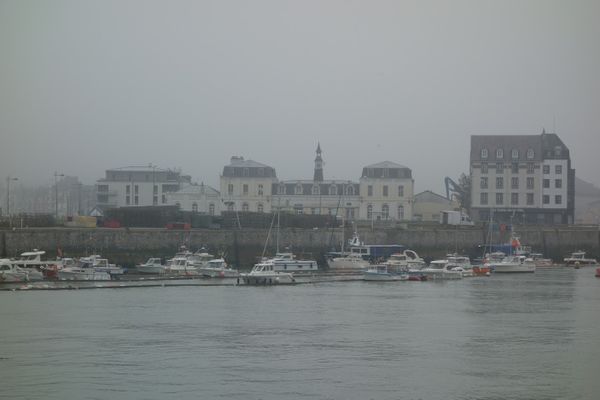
[136,258,166,274]
[197,258,239,278]
[363,264,408,281]
[241,260,295,285]
[327,252,371,271]
[165,255,199,276]
[563,251,598,267]
[10,249,54,280]
[446,254,473,277]
[419,259,463,280]
[385,250,426,271]
[530,253,554,268]
[268,252,318,273]
[85,256,124,276]
[0,259,32,282]
[187,251,215,268]
[487,255,536,273]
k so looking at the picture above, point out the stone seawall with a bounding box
[1,226,598,269]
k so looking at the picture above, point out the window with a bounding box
[382,204,389,219]
[153,185,158,195]
[243,184,249,195]
[480,193,488,205]
[257,203,264,213]
[543,179,550,188]
[228,184,234,195]
[481,148,488,159]
[258,168,264,176]
[153,196,158,206]
[134,185,139,194]
[496,193,503,205]
[243,168,249,177]
[209,203,215,215]
[97,185,108,192]
[312,185,319,195]
[526,193,534,205]
[480,177,488,189]
[367,204,373,219]
[162,194,166,204]
[134,196,139,205]
[346,185,354,196]
[330,185,337,196]
[383,185,388,197]
[496,148,504,159]
[555,195,562,205]
[527,177,534,189]
[543,165,550,174]
[555,165,562,174]
[397,205,404,220]
[554,146,562,156]
[511,193,519,205]
[555,179,562,189]
[126,196,130,205]
[527,163,535,174]
[126,185,130,195]
[295,183,303,195]
[367,185,373,196]
[496,177,503,189]
[175,202,180,209]
[496,163,503,173]
[242,203,249,212]
[527,148,534,159]
[192,203,198,213]
[278,184,285,195]
[398,186,404,197]
[481,163,488,174]
[511,163,519,174]
[258,184,264,196]
[543,195,549,204]
[311,208,317,215]
[511,149,519,159]
[511,177,519,189]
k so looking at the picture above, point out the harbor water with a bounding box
[1,268,599,400]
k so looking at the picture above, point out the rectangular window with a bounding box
[555,195,562,204]
[243,184,249,195]
[134,195,139,205]
[543,195,550,204]
[526,193,534,205]
[258,184,264,196]
[398,185,404,197]
[126,196,130,205]
[527,163,535,174]
[153,196,158,206]
[543,179,550,188]
[368,185,373,196]
[126,185,130,195]
[555,179,562,189]
[481,163,488,174]
[511,193,519,205]
[496,163,503,174]
[511,163,519,174]
[496,193,503,205]
[511,177,519,189]
[527,177,534,189]
[543,165,550,174]
[153,185,158,195]
[480,177,488,189]
[555,165,562,174]
[97,185,109,192]
[496,177,503,189]
[134,185,139,194]
[162,194,166,204]
[383,186,388,197]
[228,184,234,195]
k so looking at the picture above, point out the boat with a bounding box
[563,251,598,267]
[486,255,536,273]
[165,255,199,276]
[419,259,463,280]
[529,253,554,268]
[197,258,239,278]
[344,230,406,263]
[267,252,318,273]
[136,258,166,274]
[446,254,473,277]
[57,257,112,281]
[83,255,124,276]
[0,259,33,282]
[10,249,56,280]
[240,260,295,285]
[595,268,600,278]
[326,252,371,271]
[363,264,408,281]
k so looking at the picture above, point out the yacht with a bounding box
[363,264,408,281]
[530,253,554,268]
[486,255,536,273]
[0,259,32,282]
[58,257,112,281]
[563,251,598,267]
[241,260,295,285]
[136,258,166,274]
[326,252,370,271]
[11,249,55,280]
[446,254,473,277]
[165,255,199,276]
[267,252,318,273]
[419,259,463,280]
[197,258,239,278]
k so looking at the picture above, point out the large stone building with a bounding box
[470,131,575,224]
[96,166,191,209]
[219,145,414,221]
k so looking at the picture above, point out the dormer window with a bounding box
[330,184,337,196]
[295,183,303,195]
[526,148,534,159]
[554,146,562,156]
[481,148,488,159]
[278,183,285,195]
[312,185,320,195]
[511,149,519,159]
[496,148,504,159]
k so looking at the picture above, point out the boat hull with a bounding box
[363,271,408,281]
[490,263,536,273]
[241,273,295,285]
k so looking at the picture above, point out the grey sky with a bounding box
[1,0,599,193]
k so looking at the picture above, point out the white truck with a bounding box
[440,210,474,226]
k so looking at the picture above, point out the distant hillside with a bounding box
[575,177,600,224]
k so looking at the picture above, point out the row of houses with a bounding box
[94,131,575,224]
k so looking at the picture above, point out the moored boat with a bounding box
[487,255,536,273]
[240,260,295,285]
[197,258,239,278]
[419,259,463,280]
[136,258,166,274]
[362,264,408,281]
[0,259,32,282]
[564,251,598,267]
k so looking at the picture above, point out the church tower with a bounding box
[313,143,324,182]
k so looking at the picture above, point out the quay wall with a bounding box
[1,226,599,269]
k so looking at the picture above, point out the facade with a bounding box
[413,190,459,222]
[96,166,191,209]
[219,146,414,221]
[470,131,575,224]
[166,183,221,215]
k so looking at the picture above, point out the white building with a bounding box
[359,161,413,221]
[166,183,221,215]
[96,166,191,209]
[219,156,277,213]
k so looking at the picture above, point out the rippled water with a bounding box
[1,268,599,400]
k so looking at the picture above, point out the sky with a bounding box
[1,0,599,193]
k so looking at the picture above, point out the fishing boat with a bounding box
[240,260,295,285]
[563,251,598,267]
[136,258,166,274]
[419,259,463,280]
[197,258,239,278]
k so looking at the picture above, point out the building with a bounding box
[166,183,221,215]
[413,190,459,222]
[96,166,191,209]
[219,145,414,221]
[470,131,575,224]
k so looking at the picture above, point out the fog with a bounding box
[1,0,599,192]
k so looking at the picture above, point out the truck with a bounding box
[440,210,474,226]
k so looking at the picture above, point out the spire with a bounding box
[313,142,323,182]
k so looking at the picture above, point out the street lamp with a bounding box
[5,176,18,217]
[54,172,64,219]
